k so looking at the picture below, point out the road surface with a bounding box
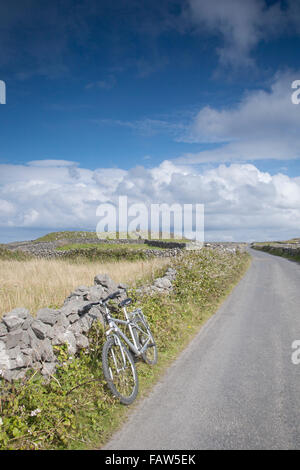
[105,248,300,450]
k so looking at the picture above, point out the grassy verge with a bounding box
[0,249,250,450]
[252,244,300,262]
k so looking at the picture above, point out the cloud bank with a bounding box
[1,159,300,242]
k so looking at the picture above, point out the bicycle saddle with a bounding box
[118,298,132,308]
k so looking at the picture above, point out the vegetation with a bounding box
[253,243,300,262]
[34,231,188,243]
[0,248,250,450]
[0,257,170,318]
[0,247,33,262]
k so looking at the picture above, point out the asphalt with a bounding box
[104,248,300,450]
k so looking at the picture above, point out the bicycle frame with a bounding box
[104,304,151,357]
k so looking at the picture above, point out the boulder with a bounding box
[36,308,60,326]
[2,314,25,332]
[31,320,50,340]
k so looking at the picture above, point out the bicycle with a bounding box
[87,290,157,405]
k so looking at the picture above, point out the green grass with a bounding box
[0,249,250,450]
[0,247,33,261]
[56,243,164,251]
[253,244,300,262]
[34,231,99,243]
[34,231,189,244]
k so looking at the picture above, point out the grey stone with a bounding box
[51,325,67,345]
[77,317,90,333]
[29,338,42,361]
[75,333,89,350]
[22,317,33,330]
[94,273,118,292]
[154,277,172,289]
[61,300,91,317]
[7,345,21,359]
[18,330,30,348]
[41,362,56,376]
[56,330,77,355]
[68,321,83,335]
[2,314,25,331]
[54,312,69,329]
[2,370,14,382]
[31,320,50,340]
[40,338,56,362]
[83,285,105,301]
[0,340,10,370]
[45,325,55,340]
[10,352,26,369]
[0,322,8,337]
[9,308,30,319]
[68,313,80,324]
[36,308,60,326]
[5,329,24,349]
[118,283,128,289]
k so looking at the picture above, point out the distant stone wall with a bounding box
[5,239,184,259]
[0,267,177,383]
[252,244,300,258]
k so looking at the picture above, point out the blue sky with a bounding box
[1,0,300,242]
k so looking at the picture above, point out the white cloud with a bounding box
[1,159,300,242]
[186,0,289,68]
[177,71,300,163]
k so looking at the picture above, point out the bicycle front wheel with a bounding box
[102,337,139,405]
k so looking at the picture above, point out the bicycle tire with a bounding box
[133,318,158,365]
[102,336,139,405]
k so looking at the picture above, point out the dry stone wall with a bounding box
[0,268,177,383]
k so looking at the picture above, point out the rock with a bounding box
[83,285,105,301]
[0,323,8,337]
[40,338,56,362]
[5,329,25,349]
[41,362,56,376]
[8,308,30,319]
[22,317,33,330]
[94,273,118,292]
[51,325,67,345]
[154,277,172,289]
[75,333,89,350]
[7,345,21,359]
[2,314,25,332]
[61,300,91,317]
[31,320,51,340]
[54,312,69,329]
[36,308,60,326]
[118,283,128,290]
[56,330,77,355]
[0,340,10,370]
[68,313,80,324]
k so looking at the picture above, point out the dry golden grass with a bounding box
[0,257,170,318]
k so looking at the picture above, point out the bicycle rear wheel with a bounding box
[102,336,139,405]
[133,318,158,365]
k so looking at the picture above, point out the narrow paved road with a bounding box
[105,249,300,450]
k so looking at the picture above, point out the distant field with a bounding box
[56,242,164,251]
[33,230,189,244]
[0,257,170,318]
